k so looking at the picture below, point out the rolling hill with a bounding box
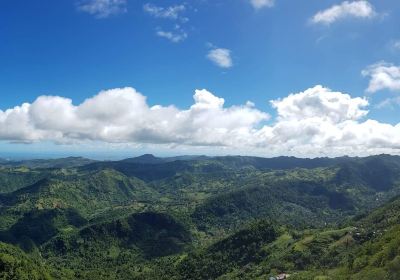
[0,154,399,279]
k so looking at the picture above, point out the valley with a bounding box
[1,154,400,279]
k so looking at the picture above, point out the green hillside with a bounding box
[165,195,400,280]
[0,168,157,229]
[41,212,191,280]
[0,155,399,279]
[0,241,53,280]
[0,157,96,169]
[0,167,49,193]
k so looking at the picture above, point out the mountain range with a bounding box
[1,154,400,279]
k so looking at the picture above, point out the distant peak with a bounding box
[120,154,163,164]
[137,154,157,159]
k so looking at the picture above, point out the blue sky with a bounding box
[1,0,400,158]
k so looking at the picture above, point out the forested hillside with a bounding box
[0,154,399,279]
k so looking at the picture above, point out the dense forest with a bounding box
[1,154,400,279]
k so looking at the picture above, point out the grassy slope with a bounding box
[205,195,400,280]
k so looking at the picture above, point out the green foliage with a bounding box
[0,167,48,193]
[41,211,191,279]
[0,242,52,280]
[0,154,399,279]
[0,168,157,229]
[0,157,95,169]
[0,208,86,248]
[177,220,278,279]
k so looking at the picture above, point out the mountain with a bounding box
[333,155,400,191]
[0,166,50,193]
[0,168,157,230]
[0,208,87,249]
[0,154,399,279]
[42,212,191,279]
[162,195,400,280]
[0,157,96,169]
[176,220,278,280]
[121,154,166,164]
[121,154,209,164]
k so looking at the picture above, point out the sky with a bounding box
[1,0,400,159]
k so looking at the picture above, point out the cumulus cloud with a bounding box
[0,88,268,147]
[207,48,233,68]
[271,86,368,123]
[249,0,275,9]
[261,86,400,156]
[77,0,127,18]
[362,62,400,93]
[2,86,400,157]
[311,1,376,25]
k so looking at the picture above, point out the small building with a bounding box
[270,272,290,280]
[277,273,289,280]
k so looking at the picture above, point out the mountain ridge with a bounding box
[0,154,400,279]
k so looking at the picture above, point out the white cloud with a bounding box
[249,0,275,9]
[207,48,233,68]
[2,86,400,157]
[143,3,186,21]
[0,88,268,147]
[362,62,400,93]
[270,86,368,123]
[156,30,187,43]
[77,0,127,18]
[144,3,189,42]
[311,1,376,25]
[260,86,400,156]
